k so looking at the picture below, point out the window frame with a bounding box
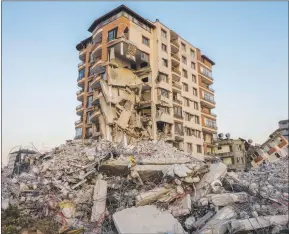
[142,35,150,47]
[108,27,118,42]
[161,29,167,38]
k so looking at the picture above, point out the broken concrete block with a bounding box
[199,206,237,234]
[209,192,248,206]
[194,162,227,201]
[169,194,191,217]
[230,215,289,232]
[112,205,186,234]
[174,164,192,177]
[90,177,107,223]
[190,211,214,230]
[185,215,196,230]
[183,176,200,183]
[136,186,172,206]
[134,164,169,181]
[199,197,209,206]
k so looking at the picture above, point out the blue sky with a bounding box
[2,2,288,165]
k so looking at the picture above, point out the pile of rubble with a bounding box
[2,139,288,234]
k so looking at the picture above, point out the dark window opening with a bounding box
[276,153,281,158]
[131,64,137,70]
[142,77,149,83]
[140,62,148,68]
[218,146,222,150]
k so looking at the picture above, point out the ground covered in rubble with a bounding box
[2,139,289,234]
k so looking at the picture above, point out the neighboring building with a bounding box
[212,138,246,171]
[278,119,288,140]
[250,132,288,168]
[75,5,217,158]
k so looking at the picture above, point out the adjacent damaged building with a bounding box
[75,5,217,157]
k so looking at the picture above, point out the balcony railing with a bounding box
[174,113,183,119]
[171,67,181,75]
[76,104,83,110]
[214,152,234,157]
[173,97,182,104]
[171,53,180,61]
[204,122,217,129]
[171,40,180,48]
[203,95,215,104]
[76,90,83,95]
[75,120,82,125]
[78,61,85,68]
[77,76,85,82]
[209,86,215,92]
[175,130,184,136]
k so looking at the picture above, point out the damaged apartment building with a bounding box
[74,5,217,156]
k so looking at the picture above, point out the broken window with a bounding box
[192,74,196,83]
[161,29,167,38]
[197,145,202,153]
[142,36,150,47]
[108,28,117,42]
[187,143,193,153]
[182,56,187,65]
[162,58,168,67]
[193,88,198,96]
[161,43,167,52]
[183,83,189,92]
[141,52,149,62]
[182,69,188,78]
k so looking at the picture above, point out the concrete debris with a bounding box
[112,205,186,234]
[2,139,289,233]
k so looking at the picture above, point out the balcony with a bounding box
[204,122,218,130]
[170,30,179,41]
[76,104,84,116]
[77,76,85,87]
[156,111,173,124]
[79,49,86,61]
[172,81,182,90]
[90,108,101,122]
[78,61,85,69]
[201,95,216,109]
[171,53,180,67]
[157,95,171,106]
[214,152,234,157]
[174,113,183,120]
[201,108,217,119]
[92,93,102,106]
[171,67,181,77]
[174,130,184,142]
[199,67,213,85]
[76,90,84,101]
[173,96,182,105]
[200,83,215,93]
[74,119,82,126]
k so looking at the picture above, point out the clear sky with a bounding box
[2,2,288,165]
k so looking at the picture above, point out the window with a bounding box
[184,97,190,107]
[88,81,93,92]
[205,118,217,129]
[193,88,198,96]
[87,111,92,124]
[78,69,85,81]
[190,49,195,58]
[174,106,183,118]
[195,116,200,124]
[182,69,188,78]
[141,52,149,62]
[184,112,191,121]
[197,145,202,153]
[159,106,170,114]
[193,102,198,110]
[159,73,169,83]
[161,29,167,38]
[187,143,192,153]
[181,42,186,52]
[203,92,215,103]
[218,146,222,150]
[160,89,169,98]
[162,58,168,67]
[142,36,150,47]
[192,75,196,83]
[191,62,196,69]
[174,122,183,135]
[108,28,117,42]
[161,43,167,52]
[183,83,189,92]
[87,96,93,107]
[75,127,82,138]
[182,56,187,64]
[142,77,149,83]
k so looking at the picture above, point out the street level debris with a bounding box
[2,139,289,233]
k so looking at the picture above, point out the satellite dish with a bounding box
[225,133,230,139]
[218,133,224,139]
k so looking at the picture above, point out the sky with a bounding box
[2,2,288,165]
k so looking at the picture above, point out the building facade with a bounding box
[75,5,217,157]
[278,119,288,140]
[212,138,246,172]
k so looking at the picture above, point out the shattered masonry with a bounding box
[2,139,289,233]
[75,4,217,156]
